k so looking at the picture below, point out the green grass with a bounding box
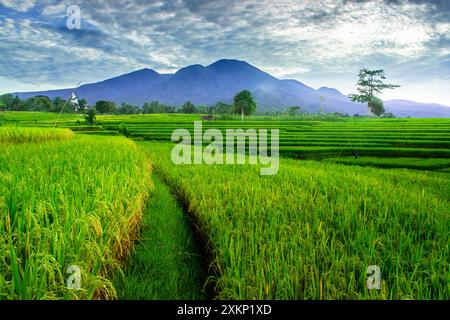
[142,142,449,300]
[113,176,204,300]
[0,131,150,299]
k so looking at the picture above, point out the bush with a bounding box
[84,109,97,125]
[368,97,385,116]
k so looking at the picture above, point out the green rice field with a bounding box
[144,142,449,299]
[0,128,150,299]
[0,112,449,300]
[3,112,450,165]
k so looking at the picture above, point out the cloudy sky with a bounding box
[0,0,449,105]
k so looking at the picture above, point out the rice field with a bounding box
[0,128,150,299]
[143,142,449,299]
[83,116,450,170]
[4,113,450,170]
[326,157,450,171]
[0,127,74,144]
[1,113,449,300]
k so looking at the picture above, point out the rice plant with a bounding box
[0,127,74,144]
[0,133,150,299]
[143,142,449,300]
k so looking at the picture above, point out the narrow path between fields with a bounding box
[113,176,205,299]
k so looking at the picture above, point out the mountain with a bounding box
[384,100,450,118]
[317,87,347,100]
[12,59,450,117]
[15,68,172,104]
[124,59,281,106]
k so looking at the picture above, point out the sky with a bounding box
[0,0,449,105]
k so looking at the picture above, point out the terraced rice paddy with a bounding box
[78,116,450,170]
[327,157,450,171]
[4,113,449,171]
[0,112,449,300]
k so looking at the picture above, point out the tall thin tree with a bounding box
[349,69,399,116]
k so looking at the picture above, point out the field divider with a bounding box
[151,165,219,299]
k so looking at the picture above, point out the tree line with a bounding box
[0,90,258,117]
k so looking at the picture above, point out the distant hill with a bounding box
[317,87,347,100]
[12,59,450,117]
[15,68,172,105]
[384,100,450,118]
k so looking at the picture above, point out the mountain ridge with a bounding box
[12,59,450,117]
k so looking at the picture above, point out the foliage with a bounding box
[0,127,74,144]
[95,100,117,114]
[181,101,197,114]
[52,97,67,113]
[214,102,233,115]
[0,133,150,299]
[327,156,450,170]
[144,142,449,299]
[349,69,399,116]
[380,112,395,118]
[24,96,53,112]
[78,98,88,111]
[287,106,301,115]
[118,122,130,137]
[142,101,176,114]
[369,96,385,116]
[117,103,138,114]
[233,90,257,120]
[84,108,97,125]
[0,94,14,109]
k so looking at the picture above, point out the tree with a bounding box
[181,101,197,114]
[118,122,130,137]
[78,98,88,111]
[381,112,395,118]
[162,105,176,113]
[11,95,24,111]
[118,103,138,114]
[52,97,66,113]
[349,69,400,116]
[233,90,256,121]
[95,100,117,114]
[84,108,96,125]
[370,96,385,116]
[24,96,52,112]
[143,101,161,114]
[214,102,233,115]
[197,105,207,114]
[0,94,14,109]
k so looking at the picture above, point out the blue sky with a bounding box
[0,0,449,105]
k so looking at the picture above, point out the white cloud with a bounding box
[0,0,35,12]
[41,2,67,16]
[0,0,449,105]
